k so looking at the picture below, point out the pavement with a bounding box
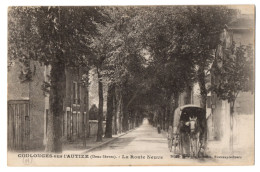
[62,118,238,157]
[76,119,218,165]
[62,130,133,154]
[62,119,223,156]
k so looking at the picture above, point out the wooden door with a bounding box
[8,100,30,150]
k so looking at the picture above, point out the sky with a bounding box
[229,5,254,14]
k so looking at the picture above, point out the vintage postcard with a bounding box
[7,5,255,166]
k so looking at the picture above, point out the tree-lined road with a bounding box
[86,119,206,166]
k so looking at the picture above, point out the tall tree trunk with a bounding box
[83,71,89,148]
[198,66,208,154]
[115,86,122,134]
[173,92,179,125]
[165,106,170,129]
[112,90,117,134]
[135,111,138,128]
[79,70,84,140]
[105,84,115,138]
[230,100,235,154]
[165,92,171,129]
[169,92,178,127]
[131,112,135,129]
[122,99,129,132]
[96,69,103,142]
[198,67,207,110]
[46,59,65,153]
[162,107,166,130]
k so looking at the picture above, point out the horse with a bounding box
[174,116,204,158]
[186,116,202,158]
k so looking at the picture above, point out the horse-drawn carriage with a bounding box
[168,105,207,158]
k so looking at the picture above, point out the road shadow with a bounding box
[90,137,136,152]
[135,139,166,144]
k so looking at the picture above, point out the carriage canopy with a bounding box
[173,104,206,134]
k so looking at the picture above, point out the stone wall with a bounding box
[89,120,106,137]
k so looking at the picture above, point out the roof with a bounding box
[177,104,202,111]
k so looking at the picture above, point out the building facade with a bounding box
[8,60,45,150]
[43,66,89,146]
[8,60,104,151]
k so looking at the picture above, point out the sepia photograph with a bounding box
[7,4,255,166]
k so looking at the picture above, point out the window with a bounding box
[63,111,66,136]
[73,81,81,105]
[77,83,81,104]
[77,112,80,137]
[84,96,86,104]
[67,111,72,139]
[46,109,49,137]
[73,82,77,104]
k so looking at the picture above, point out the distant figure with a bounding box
[157,123,161,134]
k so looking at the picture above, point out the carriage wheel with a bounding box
[198,134,206,158]
[173,134,180,157]
[179,133,185,158]
[168,138,173,152]
[190,135,199,158]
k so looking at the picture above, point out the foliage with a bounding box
[212,43,254,103]
[89,104,99,120]
[139,6,196,109]
[8,6,109,67]
[182,6,238,91]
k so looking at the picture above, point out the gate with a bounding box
[8,100,30,150]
